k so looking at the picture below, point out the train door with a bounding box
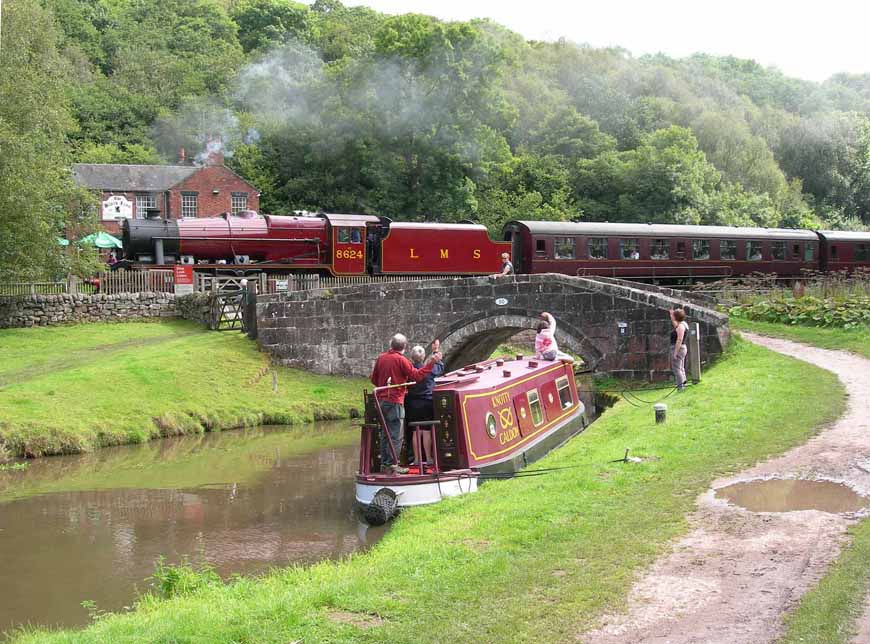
[331,225,366,275]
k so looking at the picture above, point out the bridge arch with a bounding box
[438,313,603,369]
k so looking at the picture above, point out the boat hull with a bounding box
[356,471,479,507]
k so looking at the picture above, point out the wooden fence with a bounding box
[1,271,458,297]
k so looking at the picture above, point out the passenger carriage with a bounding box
[356,355,588,510]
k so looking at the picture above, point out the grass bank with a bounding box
[0,321,365,458]
[732,318,870,358]
[12,337,845,643]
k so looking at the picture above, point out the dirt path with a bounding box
[581,333,870,644]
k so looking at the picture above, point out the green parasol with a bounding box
[78,231,123,249]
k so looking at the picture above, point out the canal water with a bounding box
[0,421,384,634]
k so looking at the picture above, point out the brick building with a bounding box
[73,156,260,236]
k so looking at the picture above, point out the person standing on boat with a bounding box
[405,343,444,470]
[370,334,442,475]
[670,308,689,391]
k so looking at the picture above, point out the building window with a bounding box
[135,193,157,218]
[857,244,870,261]
[231,192,248,214]
[747,241,763,261]
[650,239,669,260]
[535,239,547,257]
[181,193,198,218]
[720,240,737,260]
[587,238,608,259]
[554,237,575,259]
[772,241,786,260]
[527,389,544,426]
[692,239,710,260]
[620,238,640,259]
[805,244,815,262]
[555,376,573,409]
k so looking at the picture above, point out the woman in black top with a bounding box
[669,308,689,390]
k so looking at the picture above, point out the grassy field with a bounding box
[10,337,845,644]
[732,318,870,358]
[0,321,366,458]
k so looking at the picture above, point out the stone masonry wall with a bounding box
[256,274,730,380]
[0,293,177,328]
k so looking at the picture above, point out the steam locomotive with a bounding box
[119,211,870,280]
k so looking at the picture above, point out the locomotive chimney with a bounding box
[178,147,186,165]
[203,136,224,167]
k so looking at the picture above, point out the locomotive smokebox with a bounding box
[122,218,179,262]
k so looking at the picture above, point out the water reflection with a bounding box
[0,422,383,633]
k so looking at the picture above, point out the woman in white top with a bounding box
[669,308,689,390]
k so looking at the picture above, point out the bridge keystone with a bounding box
[255,275,729,380]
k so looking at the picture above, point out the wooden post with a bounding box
[688,322,701,384]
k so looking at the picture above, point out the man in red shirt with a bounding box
[370,333,442,474]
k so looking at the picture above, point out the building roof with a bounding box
[72,164,199,192]
[506,220,818,241]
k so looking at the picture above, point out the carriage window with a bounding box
[792,244,801,259]
[554,237,576,259]
[555,376,573,409]
[692,240,710,260]
[337,227,351,243]
[350,228,362,244]
[805,244,815,261]
[676,241,686,258]
[720,240,737,260]
[535,239,547,257]
[831,245,838,259]
[527,390,544,426]
[588,238,608,259]
[747,241,763,261]
[857,244,870,261]
[772,241,786,260]
[650,239,669,259]
[620,238,640,260]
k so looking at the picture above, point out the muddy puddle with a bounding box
[716,479,870,514]
[0,421,384,634]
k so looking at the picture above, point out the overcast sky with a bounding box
[339,0,867,82]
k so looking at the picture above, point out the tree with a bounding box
[231,0,311,54]
[0,0,92,278]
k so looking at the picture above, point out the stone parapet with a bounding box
[0,292,177,328]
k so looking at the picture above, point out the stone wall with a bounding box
[256,274,729,380]
[0,293,176,328]
[175,293,214,327]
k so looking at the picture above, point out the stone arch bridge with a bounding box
[255,274,729,380]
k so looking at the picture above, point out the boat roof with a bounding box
[434,357,570,394]
[506,220,818,241]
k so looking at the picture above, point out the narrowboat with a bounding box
[355,355,587,514]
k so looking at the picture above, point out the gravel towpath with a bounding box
[581,333,870,644]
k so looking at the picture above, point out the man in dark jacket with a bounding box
[370,334,442,474]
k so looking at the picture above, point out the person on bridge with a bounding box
[670,308,689,391]
[535,312,574,362]
[371,334,442,475]
[405,342,444,470]
[494,252,514,276]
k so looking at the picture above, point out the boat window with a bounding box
[772,241,786,260]
[650,239,669,260]
[619,238,640,260]
[555,376,573,409]
[720,240,737,260]
[692,239,710,260]
[746,241,763,261]
[588,238,608,259]
[857,244,870,261]
[554,237,575,259]
[337,227,351,243]
[805,244,815,261]
[485,412,497,438]
[527,390,544,426]
[535,239,547,257]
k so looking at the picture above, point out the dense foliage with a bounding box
[5,0,870,276]
[730,296,870,329]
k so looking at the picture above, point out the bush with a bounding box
[730,295,870,329]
